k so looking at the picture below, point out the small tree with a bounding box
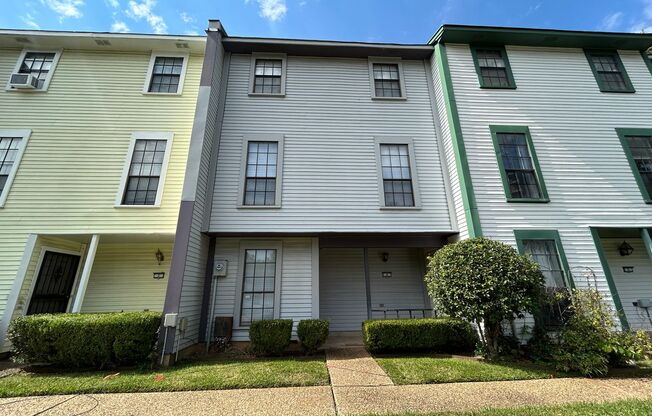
[425,238,544,358]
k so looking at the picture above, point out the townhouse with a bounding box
[0,29,205,351]
[160,22,652,361]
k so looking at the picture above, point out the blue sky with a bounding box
[1,0,651,43]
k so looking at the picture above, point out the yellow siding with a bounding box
[0,46,202,324]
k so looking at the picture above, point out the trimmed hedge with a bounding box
[297,319,329,354]
[362,318,478,354]
[8,312,161,369]
[249,319,293,355]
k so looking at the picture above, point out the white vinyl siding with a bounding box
[444,43,652,308]
[211,54,453,233]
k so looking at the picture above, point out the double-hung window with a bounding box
[0,130,30,207]
[239,135,283,207]
[617,128,652,203]
[584,50,635,93]
[376,140,420,208]
[143,53,188,94]
[7,50,61,91]
[490,126,548,202]
[643,51,652,76]
[470,46,516,89]
[249,54,286,96]
[239,248,278,326]
[116,132,173,207]
[368,58,406,99]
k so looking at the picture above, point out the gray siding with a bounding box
[210,54,453,233]
[445,43,652,311]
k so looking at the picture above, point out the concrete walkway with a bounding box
[326,347,393,387]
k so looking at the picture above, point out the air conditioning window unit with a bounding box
[9,73,39,89]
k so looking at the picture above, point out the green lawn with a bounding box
[375,356,561,385]
[366,399,652,415]
[0,356,329,397]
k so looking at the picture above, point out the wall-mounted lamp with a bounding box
[381,252,389,263]
[156,249,165,265]
[618,241,634,257]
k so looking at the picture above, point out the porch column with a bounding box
[641,228,652,261]
[71,234,99,313]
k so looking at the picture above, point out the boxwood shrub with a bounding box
[249,319,293,355]
[362,317,478,354]
[8,312,161,368]
[297,319,329,354]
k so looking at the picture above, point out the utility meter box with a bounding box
[636,298,652,308]
[213,259,228,277]
[163,313,178,328]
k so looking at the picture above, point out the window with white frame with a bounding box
[117,132,172,207]
[7,50,61,91]
[249,54,287,96]
[376,140,420,208]
[239,135,284,208]
[0,130,30,207]
[143,53,188,94]
[368,59,406,99]
[240,248,277,326]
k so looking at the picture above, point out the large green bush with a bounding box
[297,319,329,354]
[8,312,161,368]
[362,318,478,354]
[425,238,544,357]
[249,319,293,355]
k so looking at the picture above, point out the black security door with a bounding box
[27,251,81,315]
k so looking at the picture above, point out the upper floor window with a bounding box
[584,50,635,93]
[642,51,652,76]
[7,50,61,91]
[116,132,173,207]
[239,135,284,208]
[617,128,652,203]
[368,58,406,99]
[376,140,420,209]
[490,126,549,202]
[0,130,30,207]
[143,53,188,94]
[470,46,516,89]
[249,54,287,97]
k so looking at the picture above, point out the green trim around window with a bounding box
[584,49,635,93]
[589,227,629,330]
[514,229,573,289]
[642,51,652,76]
[470,45,517,89]
[616,128,652,204]
[435,43,482,237]
[490,126,549,203]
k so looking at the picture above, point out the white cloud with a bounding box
[126,0,167,34]
[41,0,84,21]
[106,0,119,8]
[180,12,195,24]
[111,21,130,32]
[20,13,40,29]
[256,0,287,22]
[599,11,624,31]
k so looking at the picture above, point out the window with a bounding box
[238,135,284,208]
[617,128,652,203]
[116,132,173,207]
[642,51,652,76]
[239,249,277,326]
[143,53,188,94]
[375,139,420,208]
[470,46,516,89]
[368,58,406,99]
[0,130,30,207]
[248,54,286,96]
[490,126,549,202]
[7,50,61,91]
[584,50,635,93]
[514,230,571,289]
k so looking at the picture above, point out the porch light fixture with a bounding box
[381,252,389,263]
[156,249,165,265]
[618,241,634,257]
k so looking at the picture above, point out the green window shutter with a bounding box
[584,50,635,93]
[642,51,652,76]
[470,45,516,89]
[490,125,549,203]
[616,128,652,204]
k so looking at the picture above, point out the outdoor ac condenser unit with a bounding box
[9,73,38,89]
